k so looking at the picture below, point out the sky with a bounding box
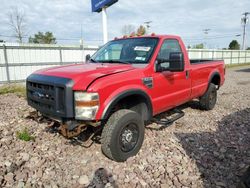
[0,0,250,48]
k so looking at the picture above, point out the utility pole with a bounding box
[144,21,152,34]
[203,29,211,49]
[241,12,250,50]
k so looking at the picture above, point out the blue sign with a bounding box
[91,0,118,12]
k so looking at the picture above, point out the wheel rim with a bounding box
[119,123,139,152]
[209,89,216,106]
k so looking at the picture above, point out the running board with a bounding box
[150,109,185,130]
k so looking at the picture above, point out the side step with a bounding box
[150,109,185,130]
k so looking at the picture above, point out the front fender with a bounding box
[95,85,153,120]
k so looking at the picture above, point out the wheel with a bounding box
[199,83,217,110]
[101,109,145,162]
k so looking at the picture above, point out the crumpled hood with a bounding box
[34,63,135,90]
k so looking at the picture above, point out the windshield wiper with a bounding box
[90,58,98,63]
[100,60,130,64]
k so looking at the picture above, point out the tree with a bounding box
[29,32,56,44]
[136,25,146,36]
[193,43,204,49]
[8,7,27,43]
[229,40,240,50]
[121,24,135,36]
[246,47,250,50]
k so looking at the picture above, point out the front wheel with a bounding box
[199,83,217,110]
[101,109,145,162]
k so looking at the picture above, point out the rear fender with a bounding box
[208,71,221,90]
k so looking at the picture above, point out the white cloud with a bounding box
[0,0,249,48]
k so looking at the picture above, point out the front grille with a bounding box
[26,74,74,120]
[27,82,58,113]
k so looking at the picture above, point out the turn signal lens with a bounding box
[75,100,99,107]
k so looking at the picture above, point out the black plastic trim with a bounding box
[26,74,74,120]
[208,71,221,90]
[190,59,224,64]
[101,89,153,120]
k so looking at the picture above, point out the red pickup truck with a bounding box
[26,35,225,162]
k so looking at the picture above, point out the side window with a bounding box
[157,39,182,69]
[158,39,181,60]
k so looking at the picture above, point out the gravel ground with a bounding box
[0,66,250,188]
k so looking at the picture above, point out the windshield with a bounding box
[91,37,158,64]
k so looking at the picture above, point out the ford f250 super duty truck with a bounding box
[26,34,225,162]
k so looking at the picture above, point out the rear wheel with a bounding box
[199,83,217,110]
[101,109,144,162]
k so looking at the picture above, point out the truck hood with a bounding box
[34,63,135,90]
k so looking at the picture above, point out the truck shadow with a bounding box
[235,68,250,73]
[175,108,250,187]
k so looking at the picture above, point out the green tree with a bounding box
[246,47,250,50]
[136,25,146,36]
[228,40,240,50]
[29,31,56,44]
[193,43,204,49]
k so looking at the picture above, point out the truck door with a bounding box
[151,39,191,114]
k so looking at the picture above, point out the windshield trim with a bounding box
[90,37,159,65]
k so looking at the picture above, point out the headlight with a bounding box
[74,92,99,120]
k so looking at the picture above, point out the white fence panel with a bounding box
[62,50,82,62]
[0,49,5,65]
[0,42,249,83]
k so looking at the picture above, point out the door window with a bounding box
[157,39,182,69]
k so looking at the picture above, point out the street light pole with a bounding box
[102,7,108,44]
[241,12,250,50]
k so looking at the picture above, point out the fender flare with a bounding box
[101,89,153,120]
[208,71,221,89]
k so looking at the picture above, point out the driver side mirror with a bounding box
[155,52,184,72]
[85,54,91,62]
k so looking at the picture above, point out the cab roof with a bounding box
[113,34,181,41]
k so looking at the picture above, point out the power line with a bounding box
[203,29,211,34]
[0,34,103,42]
[0,33,243,44]
[183,33,241,41]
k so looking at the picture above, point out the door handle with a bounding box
[186,70,190,79]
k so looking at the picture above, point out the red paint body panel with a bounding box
[34,63,135,91]
[32,35,225,120]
